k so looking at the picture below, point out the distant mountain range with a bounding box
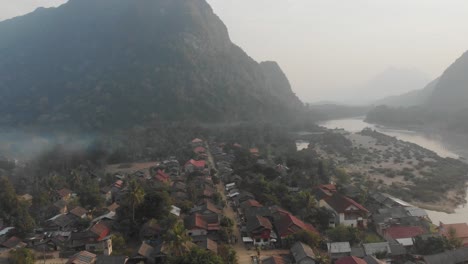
[367,50,468,133]
[0,0,303,130]
[339,67,430,105]
[374,77,439,107]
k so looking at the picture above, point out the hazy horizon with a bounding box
[1,0,468,104]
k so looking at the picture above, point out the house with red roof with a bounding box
[184,213,220,238]
[247,215,274,246]
[314,184,337,201]
[90,222,111,242]
[155,170,170,184]
[335,256,367,264]
[320,194,369,228]
[383,226,426,243]
[439,222,468,246]
[193,146,206,154]
[56,188,73,201]
[276,212,318,239]
[184,159,206,173]
[249,148,260,157]
[191,138,204,148]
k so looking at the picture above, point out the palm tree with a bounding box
[165,222,191,257]
[126,179,145,223]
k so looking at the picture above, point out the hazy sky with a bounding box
[1,0,468,103]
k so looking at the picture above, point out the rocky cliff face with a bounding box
[0,0,303,130]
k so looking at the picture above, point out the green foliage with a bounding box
[286,230,321,249]
[327,225,361,245]
[164,222,192,257]
[168,247,223,264]
[111,233,132,256]
[125,179,145,223]
[218,244,238,264]
[413,236,451,255]
[9,248,36,264]
[0,177,35,233]
[135,189,171,221]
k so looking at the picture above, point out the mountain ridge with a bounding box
[0,0,303,131]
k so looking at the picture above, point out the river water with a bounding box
[319,117,468,224]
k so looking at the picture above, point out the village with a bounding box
[1,137,468,264]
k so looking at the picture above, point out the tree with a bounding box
[135,189,171,220]
[164,222,192,257]
[283,230,321,248]
[9,248,36,264]
[447,227,462,249]
[126,179,145,223]
[327,225,360,245]
[0,177,35,232]
[218,244,238,264]
[413,236,449,255]
[168,247,223,264]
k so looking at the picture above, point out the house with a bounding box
[439,223,468,246]
[370,192,412,209]
[291,242,316,264]
[275,211,318,239]
[107,203,120,213]
[336,256,367,264]
[383,226,425,245]
[320,194,369,228]
[250,148,260,156]
[96,255,128,264]
[237,191,256,204]
[184,213,220,237]
[423,247,468,264]
[100,187,112,203]
[191,138,204,147]
[46,214,75,231]
[172,181,187,192]
[140,219,162,241]
[190,200,222,216]
[193,146,206,154]
[185,159,206,173]
[1,236,26,249]
[225,182,236,191]
[246,215,274,246]
[90,222,111,242]
[327,242,351,260]
[155,170,170,184]
[261,255,290,264]
[70,207,88,219]
[18,193,33,203]
[363,256,386,264]
[192,236,218,254]
[67,251,97,264]
[50,199,69,215]
[86,236,112,256]
[56,188,73,201]
[362,242,391,257]
[170,205,181,217]
[137,242,156,264]
[240,200,263,216]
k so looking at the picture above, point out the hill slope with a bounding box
[374,77,439,107]
[0,0,303,130]
[427,51,468,112]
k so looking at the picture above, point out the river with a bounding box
[319,117,468,224]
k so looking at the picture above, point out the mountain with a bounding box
[0,0,303,130]
[374,77,439,107]
[426,51,468,112]
[340,67,430,105]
